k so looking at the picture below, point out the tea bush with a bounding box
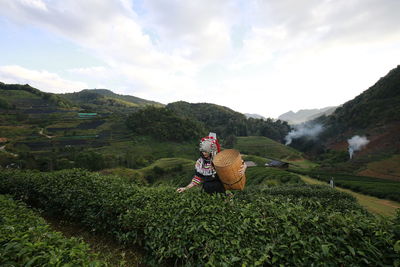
[0,169,399,266]
[0,194,104,266]
[240,184,363,213]
[99,167,148,185]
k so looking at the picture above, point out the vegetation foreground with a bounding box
[1,168,399,266]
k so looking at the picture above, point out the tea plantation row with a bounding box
[245,167,303,187]
[0,194,104,266]
[291,170,400,201]
[0,169,399,266]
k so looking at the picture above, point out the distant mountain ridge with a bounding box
[278,106,336,124]
[244,113,266,120]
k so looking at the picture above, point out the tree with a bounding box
[126,106,206,142]
[75,151,106,171]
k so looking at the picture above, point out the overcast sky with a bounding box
[0,0,399,118]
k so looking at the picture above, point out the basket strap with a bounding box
[221,174,244,186]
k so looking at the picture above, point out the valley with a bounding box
[1,66,400,266]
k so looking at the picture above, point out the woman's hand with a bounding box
[238,161,247,176]
[176,187,187,193]
[177,182,197,193]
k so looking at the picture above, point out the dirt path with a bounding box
[0,145,18,157]
[299,175,400,217]
[44,216,144,266]
[39,128,55,139]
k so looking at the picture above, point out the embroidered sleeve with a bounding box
[191,175,204,185]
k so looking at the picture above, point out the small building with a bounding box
[0,137,8,144]
[78,113,97,119]
[244,161,257,167]
[265,160,289,169]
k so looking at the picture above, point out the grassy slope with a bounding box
[357,154,400,181]
[0,126,36,139]
[0,88,42,102]
[95,137,197,160]
[234,136,303,160]
[299,175,400,217]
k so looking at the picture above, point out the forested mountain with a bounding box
[126,106,206,142]
[322,65,400,130]
[288,65,400,177]
[295,65,400,147]
[90,89,163,106]
[167,101,248,137]
[60,89,162,111]
[166,101,290,142]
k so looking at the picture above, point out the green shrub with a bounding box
[0,194,104,266]
[246,167,303,187]
[99,167,147,185]
[0,169,399,266]
[126,106,205,142]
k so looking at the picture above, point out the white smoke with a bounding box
[285,123,324,145]
[347,135,369,159]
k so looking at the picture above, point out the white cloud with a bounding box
[0,0,399,118]
[0,65,87,93]
[68,66,107,75]
[140,0,235,62]
[20,0,47,11]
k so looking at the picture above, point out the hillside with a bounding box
[88,89,162,106]
[0,83,198,171]
[0,82,72,110]
[0,83,295,171]
[325,65,400,129]
[290,65,400,178]
[61,88,162,106]
[60,89,162,113]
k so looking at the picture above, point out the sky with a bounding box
[0,0,399,118]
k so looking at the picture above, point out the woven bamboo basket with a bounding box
[213,149,246,190]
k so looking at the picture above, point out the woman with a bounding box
[176,133,246,194]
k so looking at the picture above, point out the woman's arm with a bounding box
[176,181,197,193]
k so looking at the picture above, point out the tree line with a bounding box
[126,104,290,144]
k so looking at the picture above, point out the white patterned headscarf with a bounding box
[199,132,220,158]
